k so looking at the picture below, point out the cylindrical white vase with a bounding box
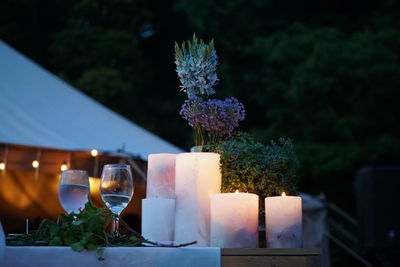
[142,198,175,242]
[174,152,221,247]
[146,153,176,199]
[211,192,259,248]
[265,195,302,248]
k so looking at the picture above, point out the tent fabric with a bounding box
[0,40,183,159]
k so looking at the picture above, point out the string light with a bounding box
[32,160,39,168]
[1,145,8,172]
[60,163,68,171]
[91,149,98,157]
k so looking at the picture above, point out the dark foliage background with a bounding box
[1,0,400,265]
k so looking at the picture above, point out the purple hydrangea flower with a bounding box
[180,97,246,143]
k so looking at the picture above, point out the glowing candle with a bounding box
[265,193,302,248]
[211,191,259,248]
[146,153,176,199]
[174,152,221,247]
[142,198,175,242]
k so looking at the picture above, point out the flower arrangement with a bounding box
[175,34,299,197]
[175,34,245,148]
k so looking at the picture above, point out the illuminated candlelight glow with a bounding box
[0,162,5,170]
[32,160,39,168]
[60,163,68,171]
[175,152,221,247]
[211,192,259,248]
[265,194,302,248]
[90,149,98,157]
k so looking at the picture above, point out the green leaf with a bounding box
[49,236,63,246]
[129,236,139,242]
[86,242,97,251]
[72,220,84,226]
[71,242,85,252]
[49,225,58,236]
[63,235,78,245]
[96,247,105,261]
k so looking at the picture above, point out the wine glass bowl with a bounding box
[58,170,90,214]
[100,164,134,233]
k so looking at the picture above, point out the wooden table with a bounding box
[221,248,321,267]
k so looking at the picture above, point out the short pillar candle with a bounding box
[146,153,176,199]
[211,191,259,248]
[142,198,175,242]
[265,193,302,248]
[174,152,221,247]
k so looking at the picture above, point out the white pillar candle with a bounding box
[265,193,302,248]
[142,198,175,242]
[174,152,221,247]
[211,192,259,248]
[146,153,176,199]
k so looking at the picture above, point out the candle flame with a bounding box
[282,192,286,197]
[235,190,239,193]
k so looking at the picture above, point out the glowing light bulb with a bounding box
[281,192,286,197]
[0,162,5,170]
[60,163,68,171]
[91,149,98,157]
[32,160,39,168]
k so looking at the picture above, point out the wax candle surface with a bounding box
[146,153,176,199]
[265,195,302,248]
[142,198,175,242]
[211,192,259,248]
[174,152,221,247]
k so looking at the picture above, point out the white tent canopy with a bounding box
[0,40,183,159]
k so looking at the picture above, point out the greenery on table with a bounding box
[207,132,299,200]
[6,200,195,260]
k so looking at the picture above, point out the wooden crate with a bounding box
[221,248,321,267]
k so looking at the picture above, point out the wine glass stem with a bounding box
[114,216,119,234]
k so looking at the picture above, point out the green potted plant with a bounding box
[208,132,299,200]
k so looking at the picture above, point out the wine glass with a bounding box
[100,164,134,234]
[58,170,90,214]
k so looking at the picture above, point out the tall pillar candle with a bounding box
[265,193,302,248]
[174,152,221,247]
[146,153,176,199]
[211,192,259,248]
[142,198,175,242]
